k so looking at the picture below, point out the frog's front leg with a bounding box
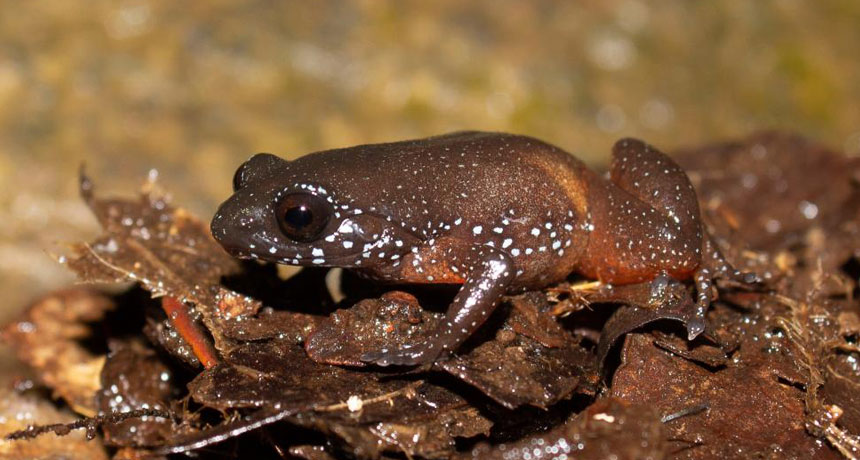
[361,245,514,367]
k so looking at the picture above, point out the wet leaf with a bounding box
[463,398,667,459]
[0,386,110,460]
[440,328,597,410]
[171,338,492,458]
[1,288,112,416]
[611,333,839,459]
[306,291,442,366]
[507,292,570,348]
[307,289,597,409]
[96,340,177,448]
[221,308,322,344]
[288,445,338,460]
[676,131,860,269]
[592,279,722,371]
[651,330,730,369]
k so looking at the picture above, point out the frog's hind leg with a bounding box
[609,138,759,285]
[608,139,757,339]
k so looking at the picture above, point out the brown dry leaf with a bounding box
[1,288,112,416]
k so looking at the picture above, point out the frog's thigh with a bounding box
[609,138,701,235]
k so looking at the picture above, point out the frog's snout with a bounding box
[210,200,252,258]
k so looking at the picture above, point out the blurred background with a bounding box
[1,0,860,318]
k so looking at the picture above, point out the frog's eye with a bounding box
[233,153,283,192]
[232,162,250,191]
[275,193,332,242]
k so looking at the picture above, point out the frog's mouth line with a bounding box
[221,243,385,268]
[214,210,419,267]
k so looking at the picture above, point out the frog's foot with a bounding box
[360,340,444,367]
[688,238,761,340]
[648,272,672,304]
[644,271,707,340]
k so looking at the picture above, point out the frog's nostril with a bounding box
[210,214,225,238]
[210,211,239,248]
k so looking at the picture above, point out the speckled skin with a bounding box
[211,131,749,366]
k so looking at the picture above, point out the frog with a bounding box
[210,131,755,366]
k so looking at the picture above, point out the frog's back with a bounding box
[293,132,586,223]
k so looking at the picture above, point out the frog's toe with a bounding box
[719,265,761,285]
[685,316,706,340]
[703,237,762,286]
[737,270,761,285]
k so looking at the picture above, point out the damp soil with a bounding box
[2,131,859,459]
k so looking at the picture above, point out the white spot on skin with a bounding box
[473,225,483,235]
[343,241,354,249]
[269,247,277,254]
[502,238,513,248]
[312,248,324,257]
[337,220,354,233]
[531,228,540,236]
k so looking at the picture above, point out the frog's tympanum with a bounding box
[211,132,753,366]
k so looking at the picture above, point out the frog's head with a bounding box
[211,153,420,268]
